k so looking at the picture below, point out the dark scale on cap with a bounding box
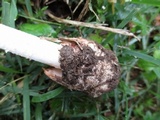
[59,43,120,97]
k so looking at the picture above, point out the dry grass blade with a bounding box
[46,11,140,41]
[77,0,89,21]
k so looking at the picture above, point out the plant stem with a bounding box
[0,24,62,68]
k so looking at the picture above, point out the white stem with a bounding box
[0,24,62,68]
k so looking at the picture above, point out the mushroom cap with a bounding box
[44,38,120,97]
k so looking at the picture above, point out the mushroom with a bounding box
[0,24,120,97]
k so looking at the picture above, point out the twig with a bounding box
[73,0,84,14]
[46,11,140,41]
[77,0,89,21]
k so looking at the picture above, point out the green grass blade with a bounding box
[132,0,160,6]
[9,0,17,28]
[117,11,136,29]
[1,0,17,27]
[101,9,137,46]
[35,103,42,120]
[101,5,147,46]
[114,89,119,113]
[96,114,106,120]
[25,0,33,16]
[23,77,31,120]
[124,49,160,66]
[1,1,10,26]
[32,87,64,103]
[0,65,19,73]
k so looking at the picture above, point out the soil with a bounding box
[59,42,120,97]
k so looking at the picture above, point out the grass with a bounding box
[0,0,160,120]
